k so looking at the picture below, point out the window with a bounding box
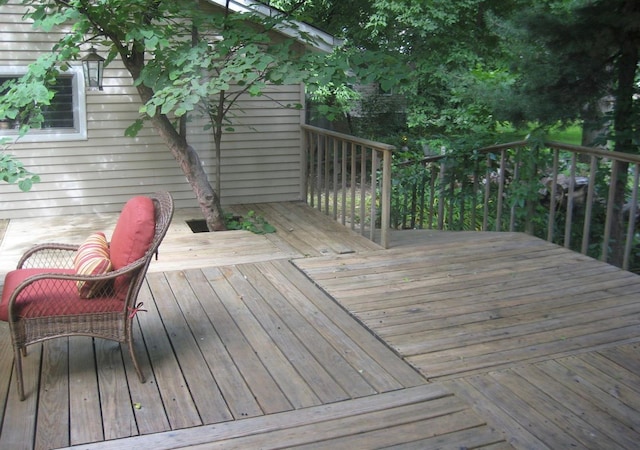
[0,66,87,142]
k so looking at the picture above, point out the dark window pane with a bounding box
[0,75,75,129]
[43,76,74,128]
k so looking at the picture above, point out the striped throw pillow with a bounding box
[74,232,112,298]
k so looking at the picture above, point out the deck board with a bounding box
[35,339,69,450]
[1,257,431,449]
[294,233,640,379]
[447,346,640,450]
[68,337,104,445]
[1,203,639,449]
[68,384,509,450]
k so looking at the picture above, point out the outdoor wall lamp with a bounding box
[81,47,105,91]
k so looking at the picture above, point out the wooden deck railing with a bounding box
[394,140,640,271]
[300,128,640,271]
[301,124,396,248]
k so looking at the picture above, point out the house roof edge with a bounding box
[205,0,342,53]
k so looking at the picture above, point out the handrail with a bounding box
[417,140,640,165]
[301,124,396,248]
[395,139,640,271]
[302,125,396,153]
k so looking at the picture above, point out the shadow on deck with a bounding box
[0,202,639,449]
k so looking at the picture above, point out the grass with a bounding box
[495,121,583,146]
[546,125,582,144]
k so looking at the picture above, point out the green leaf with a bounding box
[125,119,144,137]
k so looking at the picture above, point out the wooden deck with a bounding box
[0,202,639,449]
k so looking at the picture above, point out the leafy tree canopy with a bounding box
[273,0,520,139]
[491,1,637,121]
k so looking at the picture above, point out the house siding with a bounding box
[0,0,306,219]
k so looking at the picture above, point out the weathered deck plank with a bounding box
[134,281,203,431]
[294,233,640,379]
[268,259,425,390]
[95,338,137,441]
[149,271,233,424]
[447,345,640,450]
[66,384,509,450]
[180,268,273,418]
[0,343,41,450]
[68,336,104,445]
[35,339,69,450]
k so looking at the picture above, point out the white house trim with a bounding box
[207,0,341,53]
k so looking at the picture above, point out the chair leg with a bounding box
[128,339,146,383]
[14,347,25,401]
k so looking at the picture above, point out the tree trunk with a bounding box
[581,95,613,148]
[149,114,227,231]
[123,53,227,231]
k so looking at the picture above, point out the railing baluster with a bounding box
[302,129,309,203]
[623,164,640,270]
[360,144,367,236]
[509,148,522,232]
[381,149,392,248]
[428,165,436,229]
[370,149,378,241]
[471,158,479,230]
[448,175,454,228]
[341,141,348,226]
[483,154,491,231]
[602,161,620,263]
[496,149,507,231]
[547,149,560,242]
[350,144,357,231]
[438,162,445,230]
[581,156,598,255]
[332,137,338,221]
[564,153,577,248]
[316,133,323,211]
[459,177,466,230]
[324,135,330,214]
[418,167,426,228]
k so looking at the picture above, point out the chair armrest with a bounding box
[17,243,79,269]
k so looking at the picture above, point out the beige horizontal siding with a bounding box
[0,0,306,219]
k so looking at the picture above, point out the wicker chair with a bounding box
[0,191,174,400]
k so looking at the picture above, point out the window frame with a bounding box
[0,65,87,143]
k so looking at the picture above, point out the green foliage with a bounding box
[0,53,65,134]
[490,0,639,152]
[225,210,276,234]
[0,148,40,191]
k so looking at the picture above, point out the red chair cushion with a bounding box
[109,196,156,299]
[0,268,123,322]
[74,231,113,298]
